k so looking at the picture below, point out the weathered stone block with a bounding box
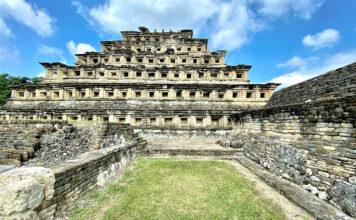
[330,182,356,217]
[0,176,44,216]
[2,167,55,200]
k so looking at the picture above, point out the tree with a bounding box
[0,73,33,106]
[30,76,44,84]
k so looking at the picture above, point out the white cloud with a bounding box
[73,0,264,51]
[37,72,46,77]
[277,56,307,68]
[84,0,216,35]
[271,49,356,89]
[38,45,66,64]
[277,56,319,68]
[323,49,356,70]
[72,0,323,51]
[253,0,325,20]
[0,0,55,37]
[270,71,317,89]
[210,1,263,50]
[302,29,340,50]
[0,18,11,37]
[66,40,96,57]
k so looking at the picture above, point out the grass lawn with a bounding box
[69,158,286,220]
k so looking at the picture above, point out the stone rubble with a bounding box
[216,137,243,149]
[23,125,94,166]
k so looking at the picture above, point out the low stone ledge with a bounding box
[0,139,143,219]
[0,165,15,174]
[142,146,243,159]
[235,155,353,220]
[46,142,136,175]
[40,141,138,218]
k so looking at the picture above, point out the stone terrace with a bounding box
[141,136,243,158]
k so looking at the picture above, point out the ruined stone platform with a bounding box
[141,136,243,158]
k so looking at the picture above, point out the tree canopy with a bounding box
[0,73,43,106]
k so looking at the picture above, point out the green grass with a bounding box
[69,158,286,220]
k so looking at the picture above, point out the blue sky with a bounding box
[0,0,355,88]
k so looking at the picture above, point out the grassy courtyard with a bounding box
[69,158,286,220]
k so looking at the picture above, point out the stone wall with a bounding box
[267,62,356,107]
[0,98,267,130]
[0,131,146,219]
[231,95,356,217]
[0,121,141,167]
[38,143,137,219]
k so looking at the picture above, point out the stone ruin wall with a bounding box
[267,62,356,107]
[37,142,140,219]
[0,121,142,167]
[231,62,356,217]
[0,122,147,219]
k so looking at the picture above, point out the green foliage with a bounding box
[0,73,43,106]
[30,76,44,85]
